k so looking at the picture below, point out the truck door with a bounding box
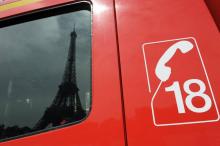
[115,0,220,146]
[0,0,126,146]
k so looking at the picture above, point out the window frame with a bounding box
[0,1,92,142]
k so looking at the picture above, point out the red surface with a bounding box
[1,0,220,145]
[115,0,220,146]
[0,0,126,146]
[0,0,21,6]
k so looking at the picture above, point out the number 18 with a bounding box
[165,79,212,114]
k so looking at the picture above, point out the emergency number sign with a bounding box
[142,37,219,126]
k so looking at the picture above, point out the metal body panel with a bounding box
[0,0,220,145]
[0,0,126,146]
[115,0,220,146]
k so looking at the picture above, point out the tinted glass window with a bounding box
[0,3,91,141]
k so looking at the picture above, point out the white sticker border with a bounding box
[142,37,220,126]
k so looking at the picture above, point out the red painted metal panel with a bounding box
[0,0,74,17]
[0,0,126,146]
[115,0,220,146]
[0,0,21,6]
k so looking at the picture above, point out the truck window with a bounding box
[0,2,91,141]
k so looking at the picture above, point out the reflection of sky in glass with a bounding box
[0,10,91,128]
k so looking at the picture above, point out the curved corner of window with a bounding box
[0,1,92,142]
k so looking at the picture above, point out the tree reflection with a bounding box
[0,124,31,139]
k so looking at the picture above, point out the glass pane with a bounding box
[0,4,91,141]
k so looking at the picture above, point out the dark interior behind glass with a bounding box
[0,2,91,141]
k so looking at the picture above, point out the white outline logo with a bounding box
[142,37,220,126]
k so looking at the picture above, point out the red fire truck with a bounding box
[0,0,219,146]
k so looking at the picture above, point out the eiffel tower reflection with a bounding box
[33,26,86,130]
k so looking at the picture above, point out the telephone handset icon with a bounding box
[155,41,193,82]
